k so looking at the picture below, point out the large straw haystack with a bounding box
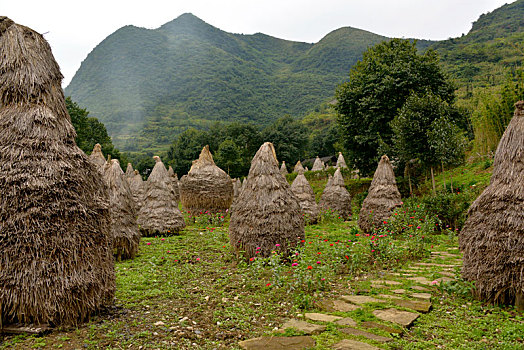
[129,170,144,210]
[358,155,402,233]
[294,160,305,173]
[104,159,140,260]
[89,143,106,170]
[229,142,305,258]
[125,163,134,179]
[180,145,233,213]
[0,17,114,326]
[138,156,186,236]
[291,171,320,224]
[280,161,288,175]
[167,166,180,203]
[337,152,348,169]
[312,156,324,171]
[459,101,524,310]
[319,168,352,220]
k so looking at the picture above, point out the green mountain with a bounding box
[65,13,388,153]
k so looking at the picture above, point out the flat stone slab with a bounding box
[304,313,342,323]
[335,317,358,327]
[340,327,392,343]
[318,299,361,312]
[340,295,386,305]
[407,276,435,286]
[410,285,431,292]
[414,262,456,268]
[392,289,406,294]
[371,280,402,286]
[332,339,380,350]
[361,321,403,334]
[391,299,432,313]
[239,336,315,350]
[378,294,401,300]
[281,319,326,335]
[372,308,419,327]
[411,293,432,300]
[438,271,455,277]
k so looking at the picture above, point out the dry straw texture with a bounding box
[459,101,524,308]
[337,152,348,168]
[0,17,114,327]
[229,142,305,258]
[312,156,324,171]
[319,168,352,220]
[291,171,320,224]
[180,145,233,213]
[88,143,106,170]
[104,159,140,261]
[138,157,186,236]
[129,170,145,211]
[125,163,134,179]
[294,160,305,173]
[280,161,288,175]
[358,155,402,233]
[167,166,180,203]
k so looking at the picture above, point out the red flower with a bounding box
[307,265,313,270]
[266,283,271,287]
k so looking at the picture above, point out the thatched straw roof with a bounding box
[459,101,524,309]
[0,17,114,326]
[319,168,352,220]
[104,159,140,261]
[312,156,324,171]
[180,145,233,213]
[337,152,348,168]
[280,161,288,175]
[88,143,106,170]
[294,160,305,173]
[167,166,180,203]
[129,170,144,210]
[229,142,305,258]
[291,171,320,224]
[125,163,134,179]
[358,155,401,233]
[138,156,185,236]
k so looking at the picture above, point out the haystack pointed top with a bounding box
[294,160,304,173]
[190,145,215,172]
[89,143,106,169]
[312,156,324,171]
[280,161,288,175]
[249,142,279,176]
[125,163,134,178]
[337,152,348,169]
[333,168,345,187]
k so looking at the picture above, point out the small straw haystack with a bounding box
[0,17,114,327]
[294,160,305,173]
[125,163,134,179]
[138,156,186,236]
[280,161,288,175]
[104,159,140,261]
[232,178,242,199]
[459,101,524,310]
[336,152,348,169]
[291,170,320,224]
[319,168,352,220]
[88,143,106,170]
[312,156,324,171]
[129,170,144,210]
[358,155,402,233]
[180,145,233,213]
[229,142,305,258]
[167,166,180,203]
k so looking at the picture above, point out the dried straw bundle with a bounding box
[337,152,348,169]
[291,171,320,224]
[0,17,114,326]
[138,156,185,236]
[311,156,324,171]
[358,155,402,233]
[232,178,241,199]
[459,101,524,309]
[129,170,144,211]
[125,163,134,179]
[280,161,288,175]
[319,168,352,220]
[167,166,180,203]
[229,142,305,258]
[294,160,305,173]
[104,159,140,261]
[88,143,106,170]
[180,146,233,213]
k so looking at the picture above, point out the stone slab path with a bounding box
[239,246,462,349]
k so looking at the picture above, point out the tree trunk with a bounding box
[408,171,413,197]
[441,161,446,191]
[431,167,436,196]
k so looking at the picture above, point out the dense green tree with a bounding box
[215,139,243,178]
[261,115,309,167]
[335,38,455,175]
[166,128,212,175]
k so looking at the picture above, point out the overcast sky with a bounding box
[3,0,514,86]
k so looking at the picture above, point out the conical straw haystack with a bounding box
[104,159,140,260]
[0,17,114,326]
[460,101,524,310]
[312,156,324,171]
[138,156,185,236]
[358,155,402,233]
[280,161,288,175]
[167,166,180,203]
[89,143,106,171]
[229,142,305,258]
[337,152,348,169]
[319,168,352,220]
[180,145,233,214]
[232,178,241,199]
[125,163,134,179]
[294,160,305,173]
[129,170,144,210]
[291,171,320,224]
